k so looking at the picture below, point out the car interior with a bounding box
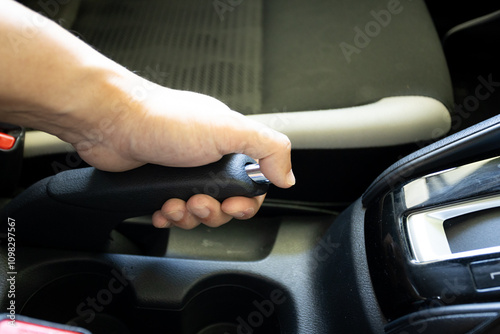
[1,0,500,333]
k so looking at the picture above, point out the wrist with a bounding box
[51,64,132,143]
[48,56,155,152]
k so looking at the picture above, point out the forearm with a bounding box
[0,0,131,139]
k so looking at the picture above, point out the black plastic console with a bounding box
[0,210,386,334]
[363,115,500,333]
[4,115,500,333]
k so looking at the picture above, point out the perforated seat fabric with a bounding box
[73,0,265,114]
[73,0,451,110]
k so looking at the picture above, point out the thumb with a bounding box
[239,123,295,189]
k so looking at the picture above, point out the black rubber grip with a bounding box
[0,154,268,251]
[47,153,267,212]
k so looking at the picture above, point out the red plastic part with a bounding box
[0,319,82,334]
[0,132,16,150]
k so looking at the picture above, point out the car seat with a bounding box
[21,0,454,201]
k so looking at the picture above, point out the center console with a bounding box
[3,116,500,333]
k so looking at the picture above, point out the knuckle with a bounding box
[277,132,292,149]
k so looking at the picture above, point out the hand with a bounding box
[64,77,295,229]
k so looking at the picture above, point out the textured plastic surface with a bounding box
[385,303,500,334]
[0,216,336,333]
[0,154,268,251]
[363,116,500,320]
[46,154,267,212]
[1,201,386,333]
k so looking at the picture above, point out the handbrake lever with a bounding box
[0,154,268,251]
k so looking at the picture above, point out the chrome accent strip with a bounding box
[407,195,500,263]
[245,164,270,184]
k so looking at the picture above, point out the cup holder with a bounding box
[20,271,136,334]
[18,263,285,333]
[181,285,283,334]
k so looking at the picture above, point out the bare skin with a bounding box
[0,0,294,229]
